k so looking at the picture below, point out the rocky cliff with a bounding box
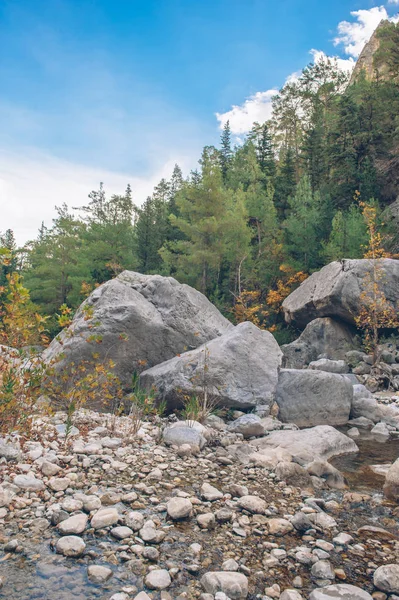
[349,20,388,84]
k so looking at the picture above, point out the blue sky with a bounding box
[1,0,399,242]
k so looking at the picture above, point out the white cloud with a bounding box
[333,6,388,57]
[215,90,276,135]
[0,148,189,245]
[310,49,356,73]
[388,0,399,4]
[216,50,355,135]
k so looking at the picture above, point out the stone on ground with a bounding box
[276,369,353,427]
[140,321,282,410]
[201,571,249,599]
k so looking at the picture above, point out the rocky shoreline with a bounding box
[2,407,399,600]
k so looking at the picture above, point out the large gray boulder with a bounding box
[283,258,399,328]
[44,271,231,391]
[250,425,358,465]
[140,322,282,410]
[282,317,358,368]
[276,369,353,427]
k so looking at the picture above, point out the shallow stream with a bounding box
[332,429,399,493]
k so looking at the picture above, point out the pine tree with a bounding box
[165,146,230,292]
[220,120,233,182]
[249,122,276,179]
[23,205,88,320]
[322,204,368,262]
[78,183,136,282]
[274,147,297,219]
[285,174,322,271]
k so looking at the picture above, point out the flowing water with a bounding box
[332,429,399,493]
[2,432,399,599]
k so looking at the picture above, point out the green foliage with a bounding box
[284,175,323,271]
[2,42,397,337]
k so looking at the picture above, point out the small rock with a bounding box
[197,513,215,529]
[145,569,171,590]
[88,565,113,583]
[374,564,399,593]
[111,526,133,540]
[237,495,267,515]
[13,475,44,491]
[309,584,373,599]
[58,513,88,535]
[201,571,248,599]
[91,507,119,529]
[201,483,223,501]
[167,497,193,520]
[268,518,294,535]
[56,535,86,557]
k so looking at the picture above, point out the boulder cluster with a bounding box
[1,258,399,598]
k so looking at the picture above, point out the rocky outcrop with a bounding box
[140,322,282,410]
[276,369,353,427]
[282,259,399,328]
[282,317,358,369]
[250,425,358,465]
[43,271,231,392]
[349,20,387,85]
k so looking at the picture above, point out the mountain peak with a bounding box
[350,19,391,84]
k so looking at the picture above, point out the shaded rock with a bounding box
[282,317,358,369]
[251,425,358,465]
[290,512,312,533]
[275,461,313,487]
[140,322,282,410]
[41,461,61,477]
[0,439,21,461]
[44,271,231,394]
[276,369,353,427]
[201,572,248,599]
[306,460,347,490]
[227,414,265,438]
[351,395,381,423]
[309,359,349,374]
[283,258,399,328]
[309,584,373,599]
[308,511,337,529]
[56,535,85,557]
[13,475,44,491]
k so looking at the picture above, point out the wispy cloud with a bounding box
[216,50,354,135]
[215,90,276,135]
[0,148,191,245]
[333,6,388,57]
